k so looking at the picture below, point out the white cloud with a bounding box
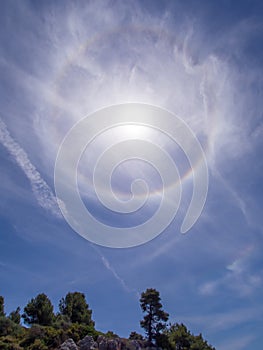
[0,117,61,218]
[199,245,262,297]
[0,1,262,347]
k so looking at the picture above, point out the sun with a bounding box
[106,124,155,142]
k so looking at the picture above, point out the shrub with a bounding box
[27,339,48,350]
[0,317,24,338]
[0,335,23,350]
[66,323,100,342]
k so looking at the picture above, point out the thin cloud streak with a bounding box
[92,245,140,298]
[0,117,61,218]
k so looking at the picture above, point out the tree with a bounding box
[105,330,119,338]
[22,293,54,326]
[190,333,215,350]
[165,323,216,350]
[129,331,144,341]
[59,292,93,326]
[140,288,169,344]
[0,295,5,317]
[9,307,21,324]
[167,323,191,350]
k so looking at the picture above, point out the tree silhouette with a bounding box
[22,293,54,326]
[59,292,93,326]
[140,288,169,344]
[9,307,21,324]
[0,296,5,317]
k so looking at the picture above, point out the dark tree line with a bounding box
[20,292,93,327]
[0,289,215,350]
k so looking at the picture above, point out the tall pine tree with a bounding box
[140,288,169,344]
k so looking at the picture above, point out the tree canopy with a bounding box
[140,288,169,344]
[162,323,216,350]
[129,331,144,341]
[9,307,21,324]
[59,292,94,326]
[22,293,54,326]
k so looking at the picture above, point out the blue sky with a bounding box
[0,0,263,349]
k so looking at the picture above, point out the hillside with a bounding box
[0,290,215,350]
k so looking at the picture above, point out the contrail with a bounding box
[92,244,140,298]
[0,117,61,218]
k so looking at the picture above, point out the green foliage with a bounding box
[190,333,215,350]
[22,294,54,326]
[0,295,5,316]
[129,331,144,341]
[0,317,24,338]
[65,323,100,343]
[27,339,48,350]
[59,292,94,326]
[9,307,21,325]
[20,324,66,349]
[0,335,23,350]
[105,330,119,338]
[0,289,216,350]
[167,323,191,350]
[43,327,66,349]
[162,323,215,350]
[140,288,169,344]
[155,333,172,350]
[20,325,46,348]
[52,314,72,331]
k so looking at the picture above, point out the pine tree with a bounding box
[140,288,169,344]
[22,293,54,326]
[59,292,94,326]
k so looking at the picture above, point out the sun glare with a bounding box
[112,124,154,140]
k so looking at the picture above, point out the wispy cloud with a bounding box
[199,245,262,297]
[217,334,256,350]
[178,306,263,333]
[0,117,61,218]
[0,0,262,345]
[92,245,139,298]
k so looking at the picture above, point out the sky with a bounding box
[0,0,263,349]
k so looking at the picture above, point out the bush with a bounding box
[105,330,119,339]
[66,323,100,342]
[0,317,24,338]
[43,326,66,348]
[20,325,46,348]
[27,339,48,350]
[0,335,23,350]
[52,314,71,331]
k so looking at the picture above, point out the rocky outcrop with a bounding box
[59,338,79,350]
[97,336,108,350]
[97,336,121,350]
[128,340,143,350]
[58,335,148,350]
[78,335,98,350]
